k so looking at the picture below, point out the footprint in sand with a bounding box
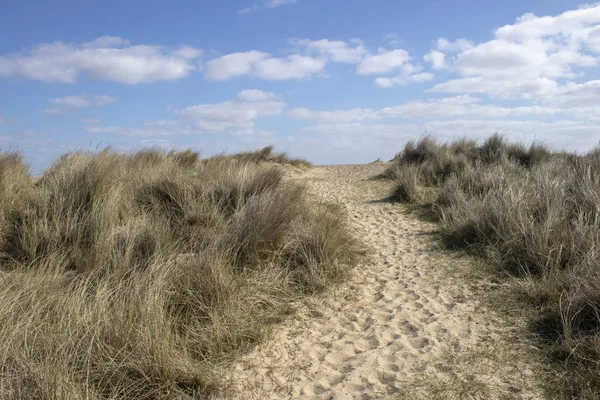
[225,164,543,400]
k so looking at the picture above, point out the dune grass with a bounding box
[383,135,600,398]
[228,145,311,168]
[0,146,357,399]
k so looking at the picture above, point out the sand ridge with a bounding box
[223,163,542,399]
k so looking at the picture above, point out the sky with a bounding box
[1,0,600,173]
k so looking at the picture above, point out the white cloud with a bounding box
[542,79,600,107]
[204,51,270,80]
[239,0,297,14]
[177,90,285,133]
[290,95,568,122]
[455,40,572,79]
[428,4,600,99]
[0,37,202,84]
[424,50,446,69]
[435,38,475,52]
[494,6,600,43]
[205,51,325,80]
[86,90,286,137]
[82,36,130,49]
[379,95,562,119]
[41,95,116,114]
[176,90,285,134]
[294,38,367,63]
[253,54,326,79]
[356,49,411,75]
[237,89,277,102]
[50,95,117,107]
[588,26,600,52]
[205,39,420,82]
[172,45,203,60]
[373,63,434,88]
[429,76,560,99]
[375,72,434,88]
[289,107,378,122]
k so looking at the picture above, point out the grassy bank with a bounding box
[0,146,358,399]
[383,135,600,398]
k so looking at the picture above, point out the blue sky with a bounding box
[1,0,599,173]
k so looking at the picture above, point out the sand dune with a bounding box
[223,163,542,399]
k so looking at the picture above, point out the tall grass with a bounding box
[230,145,312,168]
[384,135,600,398]
[0,146,356,399]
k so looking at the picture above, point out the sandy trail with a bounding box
[224,164,542,399]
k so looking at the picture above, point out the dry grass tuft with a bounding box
[389,166,421,203]
[0,147,357,399]
[232,145,312,168]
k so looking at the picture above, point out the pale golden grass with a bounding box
[0,147,356,399]
[383,135,600,399]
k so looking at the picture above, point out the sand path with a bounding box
[225,164,542,399]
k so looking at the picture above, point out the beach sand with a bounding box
[223,163,543,399]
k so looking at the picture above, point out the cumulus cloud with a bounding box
[435,38,475,52]
[205,39,425,83]
[374,73,434,88]
[370,62,433,88]
[356,49,411,75]
[424,50,446,69]
[374,63,434,88]
[294,38,368,63]
[204,51,270,80]
[0,36,202,84]
[177,90,285,133]
[86,90,286,137]
[239,0,297,14]
[542,80,600,107]
[205,51,325,80]
[351,46,437,87]
[254,54,326,80]
[428,4,600,99]
[87,90,284,137]
[82,36,130,49]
